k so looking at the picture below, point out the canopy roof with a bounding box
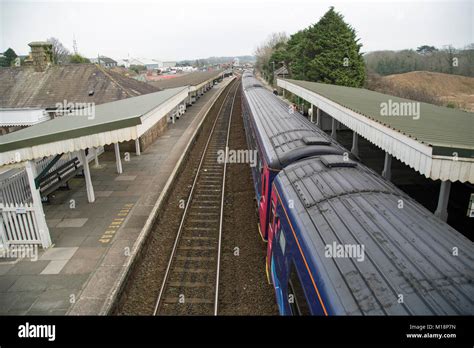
[278,78,474,183]
[0,87,188,166]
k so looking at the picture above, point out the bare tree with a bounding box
[47,37,71,64]
[254,32,288,78]
[441,45,458,74]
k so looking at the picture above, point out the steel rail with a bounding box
[152,79,238,315]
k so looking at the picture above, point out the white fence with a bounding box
[0,170,32,204]
[0,148,103,205]
[0,203,43,247]
[0,147,104,249]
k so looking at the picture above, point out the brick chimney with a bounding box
[26,41,53,72]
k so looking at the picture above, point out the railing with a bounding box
[0,147,104,248]
[0,203,43,246]
[0,148,103,205]
[0,170,32,204]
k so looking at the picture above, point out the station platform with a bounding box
[0,79,229,315]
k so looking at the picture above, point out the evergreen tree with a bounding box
[1,48,18,67]
[264,7,366,87]
[305,7,365,87]
[69,54,90,64]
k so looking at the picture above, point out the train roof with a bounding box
[242,75,344,170]
[275,155,474,315]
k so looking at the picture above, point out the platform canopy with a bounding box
[0,86,188,167]
[278,78,474,183]
[149,70,224,92]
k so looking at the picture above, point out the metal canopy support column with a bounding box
[135,138,141,156]
[25,160,51,248]
[316,108,321,128]
[310,104,314,123]
[351,131,359,157]
[382,152,392,180]
[79,149,95,203]
[114,142,123,174]
[434,181,451,222]
[331,118,338,140]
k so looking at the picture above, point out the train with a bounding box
[241,71,474,315]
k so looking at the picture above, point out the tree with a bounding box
[255,7,366,87]
[1,48,18,67]
[47,37,71,64]
[129,64,146,74]
[416,45,438,55]
[301,7,365,86]
[442,45,457,74]
[69,54,90,64]
[364,45,474,77]
[254,32,288,82]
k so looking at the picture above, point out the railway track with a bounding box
[153,79,240,315]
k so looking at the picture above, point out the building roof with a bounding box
[0,87,188,165]
[148,70,223,90]
[98,56,117,64]
[129,58,161,66]
[0,64,159,109]
[274,66,289,76]
[278,78,474,183]
[283,78,474,156]
[276,156,474,315]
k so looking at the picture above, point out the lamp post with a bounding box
[272,61,275,85]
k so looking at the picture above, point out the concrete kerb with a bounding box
[96,77,236,315]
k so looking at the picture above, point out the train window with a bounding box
[279,228,286,255]
[269,204,275,227]
[288,263,311,316]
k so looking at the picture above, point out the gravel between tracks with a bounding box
[217,86,278,315]
[115,80,277,315]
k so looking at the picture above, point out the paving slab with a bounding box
[114,175,137,181]
[7,291,42,314]
[40,260,69,275]
[40,247,78,261]
[7,261,49,275]
[56,218,88,228]
[61,258,100,274]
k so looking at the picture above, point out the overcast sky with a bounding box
[0,0,472,60]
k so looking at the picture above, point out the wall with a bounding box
[105,116,168,154]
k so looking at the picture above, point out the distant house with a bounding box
[90,56,118,68]
[0,42,159,134]
[129,58,163,71]
[116,58,130,68]
[274,65,289,79]
[163,61,177,68]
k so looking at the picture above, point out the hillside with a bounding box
[377,71,474,111]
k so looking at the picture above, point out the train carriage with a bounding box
[241,74,345,240]
[269,155,474,315]
[241,71,474,316]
